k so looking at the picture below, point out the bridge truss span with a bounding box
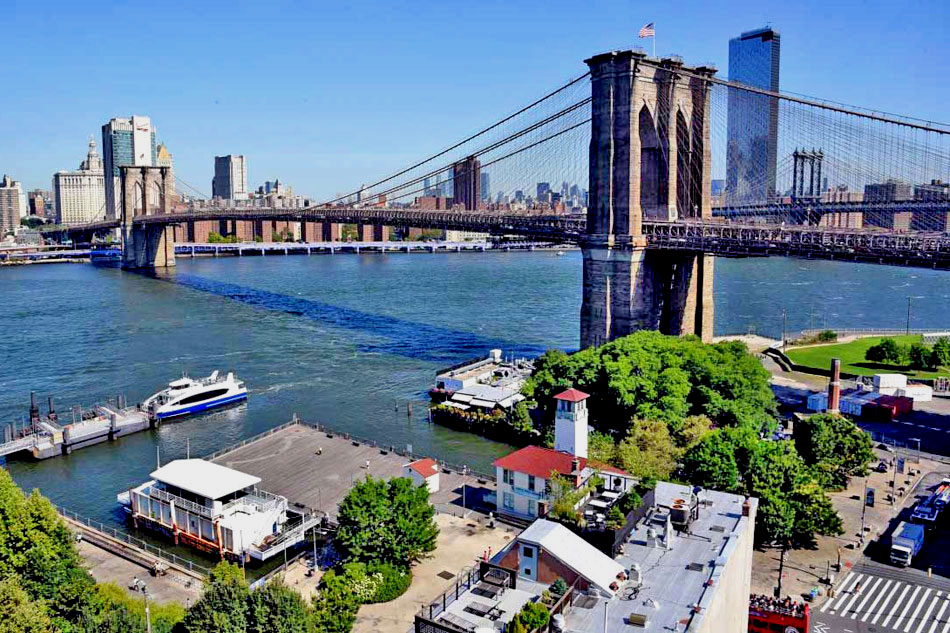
[642,220,950,268]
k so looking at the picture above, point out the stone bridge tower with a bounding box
[119,165,176,269]
[581,50,716,348]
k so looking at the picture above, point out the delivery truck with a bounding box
[890,521,925,567]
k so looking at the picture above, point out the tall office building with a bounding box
[0,175,23,235]
[102,115,157,219]
[28,190,51,217]
[536,182,551,202]
[451,156,481,210]
[480,172,490,203]
[726,27,781,204]
[53,138,107,226]
[212,155,248,200]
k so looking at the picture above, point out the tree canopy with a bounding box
[335,476,438,567]
[524,331,776,437]
[523,332,857,549]
[794,413,875,489]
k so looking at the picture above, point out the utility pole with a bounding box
[907,297,913,335]
[782,308,788,351]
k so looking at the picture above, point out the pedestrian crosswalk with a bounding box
[820,572,950,633]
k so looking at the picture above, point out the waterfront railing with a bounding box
[55,505,211,577]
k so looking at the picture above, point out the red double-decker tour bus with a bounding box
[749,594,810,633]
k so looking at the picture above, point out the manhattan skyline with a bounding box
[2,0,947,200]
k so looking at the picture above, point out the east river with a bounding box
[1,252,948,532]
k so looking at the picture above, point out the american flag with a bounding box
[638,22,655,38]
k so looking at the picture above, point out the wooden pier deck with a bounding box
[209,422,496,521]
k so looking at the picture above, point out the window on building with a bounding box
[523,546,534,558]
[528,475,536,491]
[528,499,537,516]
[503,469,514,486]
[503,492,514,510]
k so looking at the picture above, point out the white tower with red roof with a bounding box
[554,388,589,458]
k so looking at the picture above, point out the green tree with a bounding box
[0,577,52,633]
[681,430,740,492]
[510,401,534,433]
[866,338,905,364]
[246,581,310,633]
[794,414,875,489]
[674,415,714,450]
[588,431,617,464]
[523,332,776,437]
[932,337,950,367]
[335,476,438,566]
[616,419,679,482]
[744,441,843,547]
[310,570,358,633]
[181,562,249,633]
[908,343,934,370]
[0,469,101,629]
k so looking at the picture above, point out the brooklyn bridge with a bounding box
[64,50,950,347]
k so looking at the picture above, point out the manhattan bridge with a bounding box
[68,49,950,346]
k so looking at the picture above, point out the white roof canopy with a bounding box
[150,459,261,500]
[518,519,624,595]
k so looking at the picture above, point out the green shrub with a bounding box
[549,578,568,598]
[366,563,411,603]
[817,330,838,342]
[618,490,643,515]
[606,505,625,530]
[517,601,550,630]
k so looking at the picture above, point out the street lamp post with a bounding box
[907,297,913,335]
[782,308,788,351]
[910,437,921,464]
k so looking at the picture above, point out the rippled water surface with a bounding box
[0,252,947,528]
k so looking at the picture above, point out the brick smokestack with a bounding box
[828,358,841,413]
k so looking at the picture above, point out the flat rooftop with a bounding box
[209,423,495,521]
[566,483,756,633]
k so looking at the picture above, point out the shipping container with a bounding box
[807,392,828,412]
[877,394,914,417]
[899,384,933,403]
[874,374,908,390]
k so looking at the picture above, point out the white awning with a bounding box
[150,459,261,500]
[451,393,474,403]
[469,398,497,409]
[444,401,471,410]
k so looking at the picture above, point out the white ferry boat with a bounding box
[143,371,247,420]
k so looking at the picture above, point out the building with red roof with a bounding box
[492,386,635,522]
[403,458,440,493]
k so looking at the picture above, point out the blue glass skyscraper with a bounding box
[726,27,781,204]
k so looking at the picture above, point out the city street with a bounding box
[813,472,950,633]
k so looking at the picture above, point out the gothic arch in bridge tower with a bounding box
[118,166,176,269]
[581,49,716,349]
[675,109,692,217]
[638,104,662,219]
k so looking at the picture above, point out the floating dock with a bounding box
[1,393,157,461]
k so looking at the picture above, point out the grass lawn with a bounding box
[786,334,950,379]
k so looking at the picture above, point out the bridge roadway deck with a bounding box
[65,207,950,268]
[208,421,494,521]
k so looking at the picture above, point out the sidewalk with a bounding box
[750,449,943,600]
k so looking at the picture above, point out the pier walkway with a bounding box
[208,420,496,521]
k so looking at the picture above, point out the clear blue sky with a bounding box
[3,0,947,199]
